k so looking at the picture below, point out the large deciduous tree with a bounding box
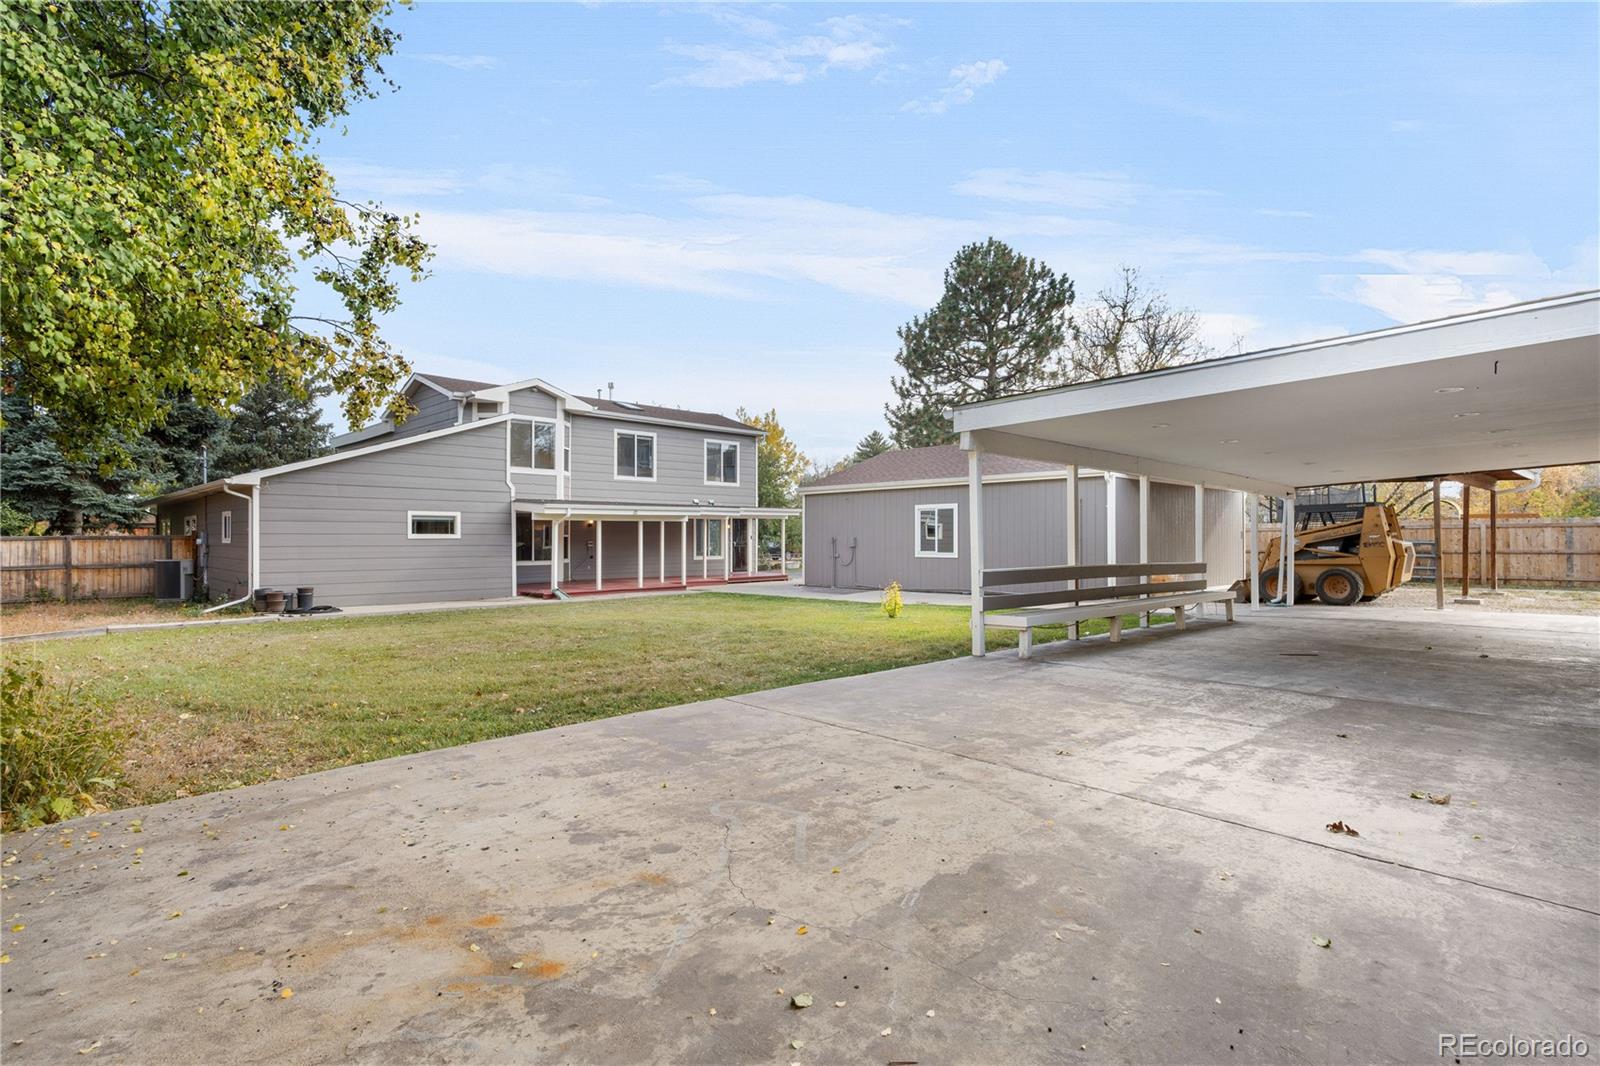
[0,0,431,448]
[886,239,1074,448]
[737,407,809,508]
[1066,266,1210,382]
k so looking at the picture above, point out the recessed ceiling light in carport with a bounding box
[1436,386,1466,394]
[1452,411,1481,418]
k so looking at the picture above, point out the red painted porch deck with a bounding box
[518,572,789,599]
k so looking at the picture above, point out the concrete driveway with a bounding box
[4,607,1596,1063]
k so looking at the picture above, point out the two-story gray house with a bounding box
[148,373,798,608]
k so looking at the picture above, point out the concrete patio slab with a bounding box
[2,609,1595,1064]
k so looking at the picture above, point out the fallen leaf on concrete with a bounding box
[9,924,22,932]
[707,1008,717,1016]
[1334,733,1349,739]
[795,925,808,936]
[925,1009,936,1017]
[1325,821,1359,837]
[790,1040,804,1050]
[1409,791,1426,800]
[880,1027,893,1037]
[510,962,524,970]
[1428,793,1451,805]
[160,953,178,961]
[791,993,813,1009]
[279,987,293,999]
[1313,937,1331,948]
[834,1001,846,1008]
[167,911,182,920]
[77,1040,101,1054]
[468,944,481,953]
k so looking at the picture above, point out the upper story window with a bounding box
[563,416,571,474]
[914,503,958,558]
[704,440,740,485]
[614,430,656,480]
[510,418,557,472]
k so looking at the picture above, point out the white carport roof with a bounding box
[954,291,1600,496]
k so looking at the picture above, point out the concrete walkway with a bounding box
[3,609,1595,1063]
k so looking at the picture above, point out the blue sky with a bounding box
[317,1,1599,461]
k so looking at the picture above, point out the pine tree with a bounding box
[207,375,333,480]
[0,390,166,532]
[852,431,893,463]
[886,239,1075,447]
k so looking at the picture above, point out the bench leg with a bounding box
[1225,599,1235,623]
[1174,605,1186,631]
[1019,628,1032,660]
[1109,615,1123,643]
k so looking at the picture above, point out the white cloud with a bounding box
[659,13,894,89]
[1355,248,1548,276]
[328,162,467,198]
[1322,274,1529,323]
[1256,207,1316,219]
[409,52,500,72]
[953,168,1142,210]
[903,59,1007,115]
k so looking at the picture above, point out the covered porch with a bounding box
[511,503,799,598]
[952,292,1600,655]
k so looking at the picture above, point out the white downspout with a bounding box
[203,483,256,614]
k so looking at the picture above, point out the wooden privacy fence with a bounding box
[1250,518,1600,587]
[0,535,197,602]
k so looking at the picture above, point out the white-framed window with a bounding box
[515,514,554,563]
[510,417,557,472]
[913,503,958,558]
[614,429,656,480]
[183,514,198,535]
[704,439,740,485]
[693,518,725,560]
[408,511,461,539]
[220,511,233,544]
[562,416,572,474]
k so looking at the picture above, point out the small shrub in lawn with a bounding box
[1,663,124,827]
[881,581,903,618]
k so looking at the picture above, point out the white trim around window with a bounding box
[613,428,657,481]
[912,502,959,559]
[220,510,233,544]
[703,438,741,486]
[408,511,462,539]
[692,517,725,560]
[509,417,558,473]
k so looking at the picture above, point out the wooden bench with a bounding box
[980,562,1236,659]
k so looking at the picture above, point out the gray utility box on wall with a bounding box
[154,558,194,603]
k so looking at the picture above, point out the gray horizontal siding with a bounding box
[156,490,252,602]
[567,414,757,507]
[257,421,512,607]
[391,386,459,441]
[507,388,558,418]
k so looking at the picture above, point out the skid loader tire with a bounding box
[1315,568,1364,606]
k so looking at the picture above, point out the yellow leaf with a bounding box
[10,924,23,932]
[280,987,294,999]
[795,925,808,936]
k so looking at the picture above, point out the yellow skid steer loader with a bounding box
[1254,503,1416,605]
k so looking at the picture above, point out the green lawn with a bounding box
[12,593,1130,811]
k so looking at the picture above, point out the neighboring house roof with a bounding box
[414,373,497,395]
[587,397,752,433]
[803,445,1069,493]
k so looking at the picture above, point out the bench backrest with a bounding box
[981,561,1208,612]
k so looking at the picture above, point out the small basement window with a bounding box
[408,511,461,539]
[914,503,957,558]
[220,510,233,544]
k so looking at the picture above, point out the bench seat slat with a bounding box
[984,578,1207,612]
[984,588,1236,629]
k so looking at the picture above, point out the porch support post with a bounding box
[659,520,665,582]
[596,520,604,592]
[747,518,755,576]
[637,518,645,589]
[1247,495,1259,611]
[724,521,731,581]
[681,517,689,587]
[780,517,788,576]
[1460,485,1472,597]
[1066,464,1079,640]
[1488,487,1499,591]
[551,518,561,595]
[701,521,708,581]
[1138,474,1150,627]
[968,446,985,657]
[1432,478,1444,610]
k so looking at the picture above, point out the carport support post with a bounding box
[1283,494,1295,607]
[1488,489,1499,590]
[969,447,986,657]
[1460,485,1471,597]
[1066,465,1079,640]
[1247,495,1259,611]
[1193,483,1206,617]
[1432,478,1444,610]
[1138,475,1150,627]
[1106,475,1118,587]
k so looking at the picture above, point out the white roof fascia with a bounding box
[953,291,1600,433]
[963,429,1292,496]
[801,469,1091,496]
[330,420,395,448]
[471,378,596,412]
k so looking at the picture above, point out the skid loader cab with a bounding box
[1255,502,1414,605]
